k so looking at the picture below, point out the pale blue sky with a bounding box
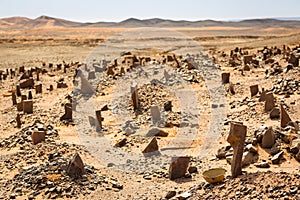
[0,0,299,22]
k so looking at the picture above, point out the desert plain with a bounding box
[0,16,300,199]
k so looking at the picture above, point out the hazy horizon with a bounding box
[2,14,300,23]
[1,0,300,23]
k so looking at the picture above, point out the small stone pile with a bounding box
[189,171,300,199]
[2,156,106,199]
[0,121,123,199]
[96,53,205,93]
[223,45,299,75]
[217,123,300,169]
[0,120,59,149]
[176,57,205,83]
[129,83,182,126]
[271,77,300,96]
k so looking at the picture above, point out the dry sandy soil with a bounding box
[0,25,300,200]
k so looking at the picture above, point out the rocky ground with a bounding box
[190,171,300,199]
[0,30,299,200]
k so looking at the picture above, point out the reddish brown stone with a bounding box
[221,72,230,84]
[227,122,247,178]
[31,131,45,145]
[66,153,85,178]
[142,137,159,154]
[280,104,292,128]
[250,85,259,97]
[169,157,190,180]
[23,100,33,114]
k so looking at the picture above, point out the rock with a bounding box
[245,144,258,154]
[120,67,125,75]
[106,65,115,76]
[57,81,68,88]
[290,140,300,154]
[17,102,23,111]
[250,85,259,97]
[12,91,17,105]
[60,103,72,120]
[216,146,231,159]
[164,101,172,111]
[19,66,25,73]
[31,131,45,145]
[287,121,299,131]
[253,59,259,66]
[188,166,198,174]
[115,138,127,147]
[125,127,134,135]
[265,92,275,112]
[101,104,109,111]
[35,83,42,94]
[10,193,16,199]
[271,151,284,164]
[143,174,152,180]
[221,72,230,84]
[21,94,27,101]
[16,84,21,96]
[243,64,250,71]
[88,185,95,190]
[289,186,298,194]
[105,186,112,190]
[16,113,21,128]
[280,104,292,128]
[111,181,123,189]
[169,156,190,180]
[66,153,86,178]
[229,83,235,94]
[107,163,115,167]
[28,90,33,99]
[142,137,159,154]
[165,191,176,199]
[270,107,280,119]
[226,151,257,167]
[259,88,266,102]
[146,128,168,137]
[265,58,274,64]
[150,105,161,123]
[285,64,293,73]
[244,55,253,65]
[227,122,247,178]
[95,110,103,131]
[288,54,299,67]
[131,82,139,110]
[261,127,275,148]
[254,161,270,168]
[23,100,33,114]
[296,152,300,162]
[176,191,192,200]
[280,132,291,144]
[270,143,281,155]
[20,78,34,88]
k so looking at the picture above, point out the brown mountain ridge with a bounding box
[1,15,300,30]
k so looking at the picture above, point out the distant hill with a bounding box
[1,15,300,30]
[0,16,31,29]
[28,15,83,28]
[276,17,300,21]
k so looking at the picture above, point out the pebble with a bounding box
[165,191,176,199]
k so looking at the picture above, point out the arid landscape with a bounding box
[0,14,300,200]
